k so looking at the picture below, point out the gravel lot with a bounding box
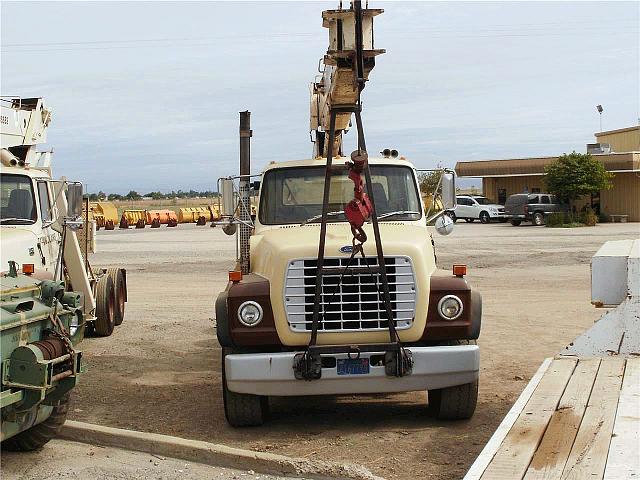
[60,222,638,479]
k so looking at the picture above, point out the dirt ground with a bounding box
[67,222,638,479]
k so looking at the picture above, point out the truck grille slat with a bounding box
[284,256,417,332]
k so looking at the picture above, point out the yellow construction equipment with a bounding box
[119,209,146,229]
[89,201,119,230]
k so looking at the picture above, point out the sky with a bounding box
[2,1,638,193]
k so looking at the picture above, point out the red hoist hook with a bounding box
[345,150,373,244]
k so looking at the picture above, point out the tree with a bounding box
[97,191,107,200]
[418,171,443,195]
[108,193,123,201]
[544,152,613,204]
[124,190,141,200]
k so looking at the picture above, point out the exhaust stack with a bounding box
[238,111,252,274]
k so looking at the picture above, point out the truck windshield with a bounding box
[0,174,37,225]
[259,165,422,225]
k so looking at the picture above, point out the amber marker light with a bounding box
[229,270,243,283]
[453,264,467,277]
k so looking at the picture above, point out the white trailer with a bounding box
[465,239,640,480]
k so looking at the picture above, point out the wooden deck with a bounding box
[465,357,639,480]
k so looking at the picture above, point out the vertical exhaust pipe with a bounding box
[239,111,252,274]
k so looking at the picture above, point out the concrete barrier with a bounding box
[60,420,383,480]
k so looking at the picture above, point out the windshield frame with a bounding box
[258,164,423,226]
[473,196,492,205]
[0,173,38,226]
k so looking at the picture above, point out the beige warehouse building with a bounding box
[456,126,640,222]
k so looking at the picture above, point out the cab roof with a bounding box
[261,156,416,173]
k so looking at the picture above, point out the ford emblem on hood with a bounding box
[340,245,353,254]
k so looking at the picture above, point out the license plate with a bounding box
[337,358,370,375]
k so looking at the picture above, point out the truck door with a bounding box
[36,180,60,272]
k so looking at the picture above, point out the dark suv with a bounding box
[504,193,567,226]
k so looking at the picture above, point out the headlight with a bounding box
[438,295,463,321]
[237,301,263,326]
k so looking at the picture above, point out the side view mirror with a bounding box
[221,179,235,217]
[251,180,261,192]
[441,172,456,211]
[67,183,83,218]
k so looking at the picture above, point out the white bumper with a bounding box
[225,345,480,396]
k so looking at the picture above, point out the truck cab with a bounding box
[1,166,62,275]
[216,156,482,426]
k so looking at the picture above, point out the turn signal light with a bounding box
[228,270,243,283]
[453,264,467,277]
[22,264,35,275]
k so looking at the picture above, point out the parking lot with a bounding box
[61,222,638,479]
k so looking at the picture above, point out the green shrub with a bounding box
[546,212,565,227]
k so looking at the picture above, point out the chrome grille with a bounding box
[284,256,416,332]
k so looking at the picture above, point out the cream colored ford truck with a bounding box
[215,155,481,426]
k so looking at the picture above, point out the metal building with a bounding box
[455,126,640,222]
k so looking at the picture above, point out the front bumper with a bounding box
[225,345,479,396]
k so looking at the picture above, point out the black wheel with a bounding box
[465,218,474,223]
[2,395,69,451]
[107,268,126,326]
[479,211,490,224]
[533,212,545,226]
[510,219,522,226]
[428,380,478,420]
[94,275,116,336]
[446,211,457,223]
[222,350,268,427]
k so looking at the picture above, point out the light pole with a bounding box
[596,105,603,132]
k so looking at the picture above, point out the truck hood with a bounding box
[250,222,435,346]
[0,227,39,272]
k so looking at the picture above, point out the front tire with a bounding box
[2,395,69,451]
[479,211,490,224]
[428,380,478,420]
[510,219,522,226]
[222,350,268,427]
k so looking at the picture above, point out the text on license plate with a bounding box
[337,358,370,375]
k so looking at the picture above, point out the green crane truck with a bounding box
[1,262,84,450]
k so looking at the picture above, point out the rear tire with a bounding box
[94,275,116,336]
[510,219,522,226]
[479,211,490,224]
[533,212,545,226]
[222,350,268,427]
[106,268,126,326]
[2,395,69,451]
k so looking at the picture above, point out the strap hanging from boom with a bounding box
[294,1,413,381]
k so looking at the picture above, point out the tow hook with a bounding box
[385,349,414,377]
[293,351,322,380]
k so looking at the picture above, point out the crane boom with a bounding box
[310,5,384,158]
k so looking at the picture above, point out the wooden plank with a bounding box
[464,358,553,480]
[604,358,640,480]
[480,358,577,480]
[561,358,625,480]
[523,358,601,480]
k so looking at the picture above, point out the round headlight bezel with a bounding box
[237,301,263,327]
[437,294,463,321]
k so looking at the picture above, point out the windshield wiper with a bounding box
[0,218,35,225]
[301,210,345,225]
[376,210,420,220]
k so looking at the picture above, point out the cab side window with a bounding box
[37,181,52,223]
[528,195,539,204]
[541,195,551,204]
